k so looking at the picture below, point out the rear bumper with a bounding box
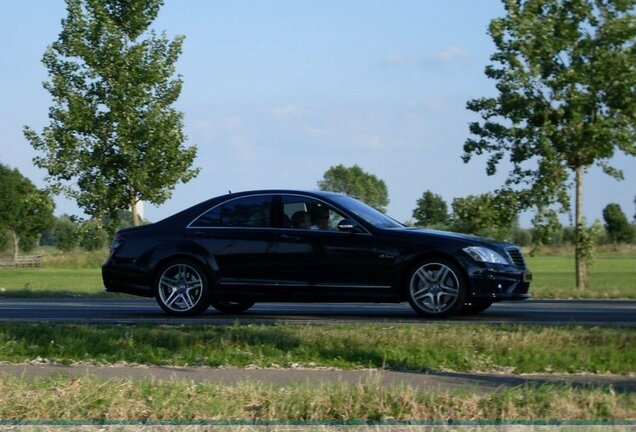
[102,264,154,298]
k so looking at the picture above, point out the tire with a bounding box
[461,299,494,315]
[406,259,466,318]
[210,300,255,314]
[155,259,210,316]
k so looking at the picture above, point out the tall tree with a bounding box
[412,191,449,227]
[318,164,390,212]
[602,203,633,243]
[24,0,199,229]
[0,164,55,261]
[463,0,636,289]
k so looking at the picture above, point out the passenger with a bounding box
[291,211,311,229]
[310,206,332,230]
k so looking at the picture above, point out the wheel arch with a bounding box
[399,251,470,300]
[151,251,219,296]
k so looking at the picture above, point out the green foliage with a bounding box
[463,0,636,288]
[24,0,199,229]
[450,193,517,240]
[412,190,449,227]
[530,207,563,254]
[51,215,78,252]
[78,219,109,251]
[317,164,389,213]
[0,229,9,253]
[0,164,55,258]
[603,203,634,243]
[578,219,604,269]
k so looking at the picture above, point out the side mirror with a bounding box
[338,218,362,233]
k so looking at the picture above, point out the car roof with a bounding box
[155,189,349,226]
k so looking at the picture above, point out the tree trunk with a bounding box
[130,197,140,227]
[11,230,19,263]
[574,166,587,290]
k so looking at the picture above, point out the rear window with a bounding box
[191,195,273,228]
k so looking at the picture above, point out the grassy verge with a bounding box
[0,376,633,421]
[0,323,633,374]
[0,267,109,297]
[1,249,634,299]
[526,250,636,299]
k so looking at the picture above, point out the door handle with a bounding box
[280,234,301,241]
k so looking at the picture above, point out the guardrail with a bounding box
[0,255,42,268]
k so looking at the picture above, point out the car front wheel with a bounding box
[406,259,466,318]
[155,260,210,316]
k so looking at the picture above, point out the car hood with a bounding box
[400,227,511,248]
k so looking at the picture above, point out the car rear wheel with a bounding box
[210,301,255,314]
[461,299,494,315]
[406,259,466,318]
[155,260,210,316]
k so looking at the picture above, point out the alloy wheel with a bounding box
[408,261,464,316]
[157,263,207,315]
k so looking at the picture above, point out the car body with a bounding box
[102,190,531,317]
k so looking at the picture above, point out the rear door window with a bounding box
[191,195,273,228]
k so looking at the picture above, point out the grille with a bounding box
[506,247,527,270]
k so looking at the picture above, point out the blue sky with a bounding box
[1,0,634,225]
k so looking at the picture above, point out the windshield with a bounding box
[331,195,403,229]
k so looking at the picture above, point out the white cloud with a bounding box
[383,53,407,65]
[431,46,471,62]
[273,105,305,119]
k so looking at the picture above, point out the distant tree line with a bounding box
[317,165,636,250]
[410,189,636,249]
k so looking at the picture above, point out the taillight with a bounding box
[108,233,125,260]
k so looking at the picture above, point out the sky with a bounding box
[0,0,634,226]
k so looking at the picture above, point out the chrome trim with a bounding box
[187,192,371,235]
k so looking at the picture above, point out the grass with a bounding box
[526,249,636,299]
[0,376,633,421]
[0,267,109,297]
[1,248,634,299]
[0,323,633,374]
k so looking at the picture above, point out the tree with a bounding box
[317,164,389,212]
[0,164,54,260]
[603,203,633,243]
[412,191,449,227]
[463,0,636,290]
[450,193,517,240]
[52,215,79,252]
[79,219,109,251]
[24,0,199,230]
[531,207,563,249]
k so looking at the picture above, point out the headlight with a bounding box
[463,246,509,265]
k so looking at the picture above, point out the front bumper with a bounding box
[467,267,532,301]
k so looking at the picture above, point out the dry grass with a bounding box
[0,375,633,421]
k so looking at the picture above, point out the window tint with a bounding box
[192,195,272,228]
[282,195,345,230]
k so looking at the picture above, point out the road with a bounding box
[0,298,634,326]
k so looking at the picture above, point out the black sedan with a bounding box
[102,190,531,317]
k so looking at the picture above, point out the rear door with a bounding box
[187,194,279,295]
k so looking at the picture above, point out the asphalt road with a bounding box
[0,298,634,326]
